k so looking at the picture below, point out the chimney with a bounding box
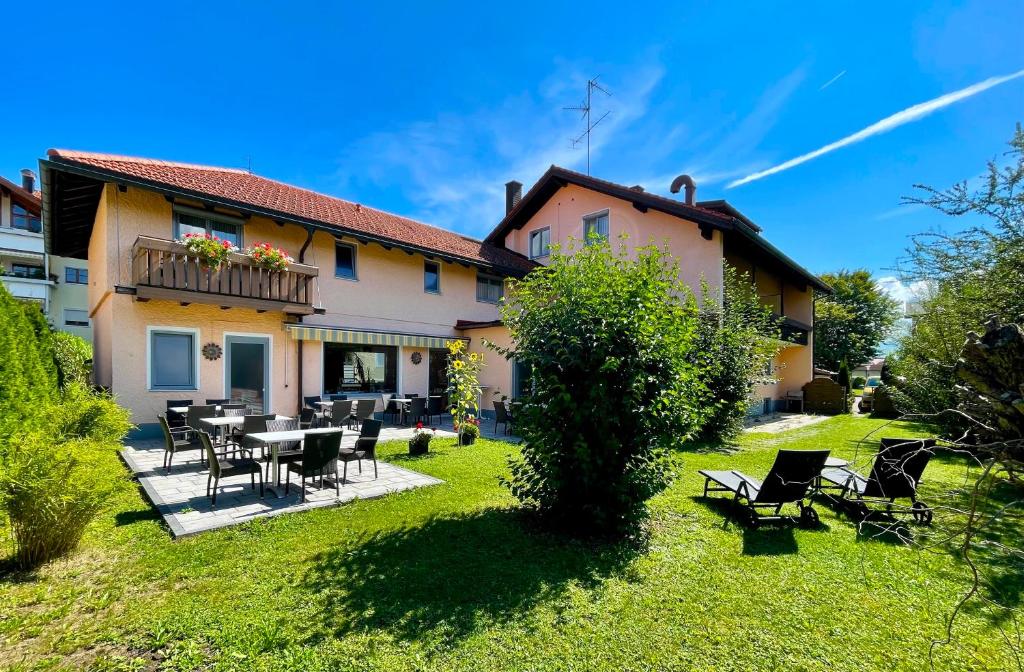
[20,168,36,194]
[505,180,522,214]
[669,174,696,205]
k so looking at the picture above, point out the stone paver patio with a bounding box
[122,425,455,537]
[743,412,831,434]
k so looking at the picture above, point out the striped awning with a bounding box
[286,325,464,349]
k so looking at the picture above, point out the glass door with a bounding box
[225,335,270,413]
[428,348,449,396]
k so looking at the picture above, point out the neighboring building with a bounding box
[41,150,534,431]
[1,169,91,340]
[852,357,885,383]
[481,166,831,415]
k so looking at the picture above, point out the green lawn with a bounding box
[0,417,1017,671]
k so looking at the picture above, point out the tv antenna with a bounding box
[564,76,612,175]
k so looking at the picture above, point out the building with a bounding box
[41,151,828,434]
[852,357,885,383]
[479,166,831,415]
[1,170,91,340]
[41,150,534,433]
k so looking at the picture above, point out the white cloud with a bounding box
[727,69,1024,188]
[818,70,847,91]
[875,276,932,303]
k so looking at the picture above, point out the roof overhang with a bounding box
[41,157,533,277]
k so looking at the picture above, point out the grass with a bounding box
[0,416,1018,671]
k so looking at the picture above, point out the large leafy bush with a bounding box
[0,284,131,568]
[51,331,92,388]
[496,239,706,536]
[691,267,782,442]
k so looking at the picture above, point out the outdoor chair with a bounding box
[264,417,302,484]
[339,419,381,483]
[165,399,193,429]
[328,393,348,401]
[285,431,343,502]
[352,398,376,429]
[426,396,444,424]
[205,398,230,405]
[185,405,218,462]
[699,449,831,528]
[818,438,937,524]
[304,395,325,426]
[406,397,427,426]
[226,413,275,458]
[199,430,263,506]
[384,395,403,424]
[158,414,198,472]
[303,395,322,409]
[299,407,318,430]
[219,403,247,416]
[493,400,514,435]
[330,400,353,429]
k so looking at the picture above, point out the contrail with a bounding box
[818,70,846,91]
[727,69,1024,189]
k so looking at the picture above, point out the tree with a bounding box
[495,238,706,537]
[813,269,901,372]
[888,124,1024,435]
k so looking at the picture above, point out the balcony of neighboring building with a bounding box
[129,236,319,315]
[0,210,44,255]
[0,261,53,307]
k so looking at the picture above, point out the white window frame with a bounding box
[63,308,90,328]
[146,326,200,391]
[529,227,551,259]
[335,241,358,281]
[582,209,610,244]
[423,259,442,294]
[65,266,88,284]
[172,207,244,247]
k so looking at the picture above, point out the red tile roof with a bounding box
[0,175,41,212]
[46,149,536,274]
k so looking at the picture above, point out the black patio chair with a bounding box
[352,398,376,430]
[219,403,247,416]
[286,431,343,502]
[264,417,302,484]
[406,397,426,426]
[426,396,444,424]
[226,413,275,458]
[384,395,403,424]
[158,414,198,472]
[165,399,193,429]
[493,401,514,435]
[199,430,263,506]
[184,405,218,462]
[299,407,317,430]
[328,393,348,401]
[699,449,831,528]
[818,438,937,524]
[206,398,230,406]
[339,419,382,483]
[330,400,353,429]
[303,395,322,409]
[304,395,326,426]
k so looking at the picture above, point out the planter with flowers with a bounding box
[178,233,236,269]
[245,242,294,272]
[446,339,484,446]
[408,422,435,456]
[454,416,480,445]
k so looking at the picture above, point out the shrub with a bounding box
[691,267,782,441]
[852,376,866,389]
[51,331,93,389]
[0,287,56,443]
[496,238,705,537]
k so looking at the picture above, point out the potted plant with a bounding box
[454,416,480,446]
[408,422,434,455]
[178,232,236,269]
[445,340,483,447]
[245,242,294,271]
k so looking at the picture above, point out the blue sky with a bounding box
[2,1,1022,297]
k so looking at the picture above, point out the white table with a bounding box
[246,427,344,497]
[199,414,290,446]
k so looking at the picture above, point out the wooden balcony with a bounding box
[131,236,318,315]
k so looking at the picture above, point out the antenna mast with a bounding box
[564,76,612,175]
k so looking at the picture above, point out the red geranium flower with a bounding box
[416,421,423,430]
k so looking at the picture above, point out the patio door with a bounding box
[225,335,270,413]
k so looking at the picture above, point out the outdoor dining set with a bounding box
[158,398,383,505]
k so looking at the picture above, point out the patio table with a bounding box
[813,456,850,496]
[246,427,343,497]
[169,405,221,415]
[200,414,290,447]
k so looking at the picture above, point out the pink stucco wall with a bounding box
[502,184,725,295]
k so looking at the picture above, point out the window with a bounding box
[583,210,609,244]
[173,211,242,247]
[323,343,397,394]
[11,204,41,233]
[65,267,88,284]
[335,242,357,280]
[476,273,504,303]
[149,329,197,390]
[64,309,89,328]
[10,263,45,279]
[424,260,441,294]
[529,227,550,259]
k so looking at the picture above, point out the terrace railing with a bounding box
[131,236,318,315]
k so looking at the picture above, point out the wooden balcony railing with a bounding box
[131,236,318,315]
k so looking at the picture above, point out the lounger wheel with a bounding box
[746,509,761,529]
[911,501,933,525]
[799,505,820,529]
